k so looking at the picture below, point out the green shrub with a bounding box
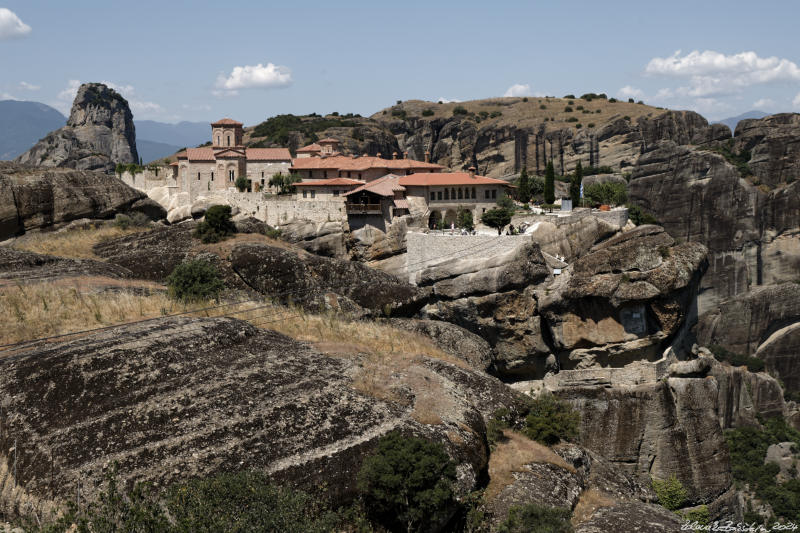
[575,124,582,129]
[422,109,435,117]
[628,98,635,103]
[523,97,528,102]
[482,207,512,235]
[540,104,547,110]
[457,207,474,231]
[588,123,595,128]
[563,94,575,99]
[680,505,710,526]
[584,181,628,206]
[709,344,765,372]
[652,474,688,511]
[166,259,224,302]
[609,98,617,103]
[490,111,502,118]
[453,106,469,116]
[566,117,578,123]
[194,205,236,243]
[234,175,248,192]
[564,106,573,112]
[487,407,512,448]
[113,213,132,230]
[357,431,457,532]
[523,393,579,445]
[704,139,752,177]
[391,108,407,119]
[496,503,573,533]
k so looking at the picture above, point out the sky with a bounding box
[2,0,800,125]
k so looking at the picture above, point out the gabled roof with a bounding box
[345,174,405,197]
[214,147,247,158]
[185,147,216,161]
[398,172,511,186]
[296,143,321,153]
[246,148,292,161]
[294,177,364,187]
[317,137,340,144]
[211,118,243,126]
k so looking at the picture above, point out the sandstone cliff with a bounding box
[15,83,138,173]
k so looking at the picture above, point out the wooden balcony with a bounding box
[346,203,382,215]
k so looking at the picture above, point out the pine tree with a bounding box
[570,161,583,207]
[544,161,555,205]
[517,166,531,204]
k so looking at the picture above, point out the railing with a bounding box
[346,203,382,214]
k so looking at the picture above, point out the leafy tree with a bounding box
[497,194,515,213]
[194,204,236,243]
[651,474,688,511]
[166,259,224,302]
[357,431,457,532]
[544,161,556,205]
[234,175,249,192]
[523,393,580,446]
[517,166,531,204]
[626,203,659,226]
[570,161,583,206]
[496,503,573,533]
[482,208,512,235]
[584,181,627,206]
[457,207,474,231]
[529,176,545,197]
[269,172,302,195]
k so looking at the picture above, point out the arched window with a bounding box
[197,172,201,181]
[227,135,231,146]
[216,136,220,146]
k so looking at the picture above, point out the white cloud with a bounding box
[617,85,644,100]
[793,93,800,109]
[654,88,674,100]
[0,91,16,100]
[504,83,532,97]
[214,62,292,95]
[18,81,39,91]
[0,8,31,40]
[645,50,800,97]
[753,98,774,109]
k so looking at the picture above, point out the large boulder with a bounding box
[231,242,429,316]
[15,83,138,173]
[389,318,494,372]
[0,316,528,524]
[278,219,349,259]
[0,247,132,283]
[734,113,800,188]
[0,162,145,239]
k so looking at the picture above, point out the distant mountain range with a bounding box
[714,110,769,133]
[0,100,66,160]
[0,100,210,163]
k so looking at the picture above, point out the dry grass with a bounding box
[485,429,576,502]
[571,488,616,526]
[12,225,148,260]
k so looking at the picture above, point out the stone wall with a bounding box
[512,207,628,230]
[119,168,174,191]
[224,191,347,226]
[406,232,530,283]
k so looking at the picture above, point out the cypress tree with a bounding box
[570,161,583,207]
[517,166,531,204]
[544,161,555,205]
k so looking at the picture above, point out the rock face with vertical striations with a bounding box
[15,83,138,173]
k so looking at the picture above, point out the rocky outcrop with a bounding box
[540,225,708,369]
[0,316,528,523]
[575,501,682,533]
[231,242,429,316]
[93,223,195,280]
[278,219,349,259]
[0,162,146,239]
[697,283,800,392]
[629,141,800,311]
[734,113,800,188]
[15,83,138,173]
[389,318,494,372]
[0,247,132,283]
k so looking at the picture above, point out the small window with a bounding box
[311,190,316,198]
[261,171,265,178]
[437,191,442,200]
[485,190,490,199]
[458,188,463,199]
[430,192,435,201]
[347,172,351,178]
[334,190,340,196]
[323,171,328,178]
[491,189,497,199]
[358,173,362,179]
[197,172,200,180]
[211,171,214,181]
[472,187,476,199]
[229,170,235,181]
[444,189,449,200]
[227,135,230,146]
[303,190,308,198]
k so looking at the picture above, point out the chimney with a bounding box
[468,166,476,179]
[403,150,408,159]
[424,150,430,163]
[392,151,398,160]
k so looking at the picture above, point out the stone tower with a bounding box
[211,118,244,148]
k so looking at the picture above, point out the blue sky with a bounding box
[2,0,800,125]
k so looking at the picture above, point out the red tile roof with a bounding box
[175,150,188,159]
[291,155,443,172]
[246,148,291,161]
[399,172,511,186]
[317,137,340,144]
[214,148,247,158]
[393,199,410,209]
[211,118,243,126]
[294,177,364,187]
[345,175,405,197]
[296,143,321,153]
[185,147,216,161]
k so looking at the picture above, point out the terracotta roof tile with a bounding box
[399,172,511,186]
[345,175,404,197]
[296,143,321,153]
[317,137,340,144]
[211,118,243,126]
[393,199,409,209]
[185,147,216,161]
[246,148,291,161]
[294,177,364,187]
